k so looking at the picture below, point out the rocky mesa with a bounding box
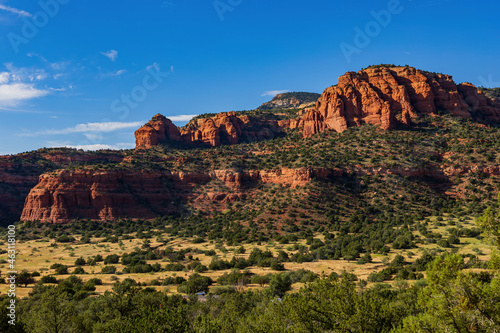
[298,66,500,137]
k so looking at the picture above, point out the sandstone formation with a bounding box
[21,170,189,223]
[135,111,282,148]
[0,157,40,224]
[136,67,500,148]
[297,66,500,137]
[19,168,318,223]
[0,150,126,225]
[135,114,182,149]
[21,162,498,223]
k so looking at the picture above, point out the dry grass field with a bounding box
[1,213,494,299]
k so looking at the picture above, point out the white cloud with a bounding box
[0,62,69,108]
[0,4,31,17]
[0,83,49,106]
[102,69,127,78]
[101,50,118,62]
[27,53,48,62]
[23,121,145,136]
[261,90,290,97]
[169,114,198,122]
[0,72,9,84]
[4,62,49,83]
[84,133,102,141]
[49,61,70,71]
[144,63,174,75]
[0,106,45,113]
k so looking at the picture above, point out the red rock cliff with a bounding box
[299,66,500,137]
[20,167,335,223]
[20,169,201,223]
[135,114,182,149]
[23,162,492,223]
[135,111,282,149]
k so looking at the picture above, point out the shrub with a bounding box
[101,266,117,274]
[210,286,236,295]
[74,257,86,266]
[270,260,286,271]
[56,235,75,243]
[357,253,373,265]
[88,278,103,285]
[177,274,213,294]
[73,267,86,274]
[40,275,58,284]
[194,265,208,273]
[104,254,120,264]
[53,265,69,275]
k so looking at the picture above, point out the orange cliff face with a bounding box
[20,169,197,223]
[19,167,338,223]
[0,151,126,225]
[135,111,282,149]
[298,66,500,137]
[23,163,498,223]
[134,114,183,149]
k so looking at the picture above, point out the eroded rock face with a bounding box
[298,66,500,137]
[0,151,126,225]
[0,157,40,224]
[458,82,500,123]
[20,170,194,223]
[13,66,500,224]
[22,162,496,223]
[135,67,500,147]
[20,167,331,223]
[136,111,282,148]
[135,114,183,149]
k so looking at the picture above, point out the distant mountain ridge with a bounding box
[480,87,500,100]
[257,92,321,110]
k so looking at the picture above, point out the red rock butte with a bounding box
[134,66,500,149]
[135,111,282,148]
[298,66,500,137]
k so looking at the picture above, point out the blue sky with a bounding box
[0,0,499,155]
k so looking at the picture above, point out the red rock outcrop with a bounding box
[22,164,475,223]
[21,170,199,223]
[298,66,500,137]
[21,167,342,223]
[135,114,183,149]
[0,157,40,224]
[457,82,500,123]
[135,67,500,147]
[180,112,246,147]
[11,65,500,224]
[136,111,282,149]
[0,150,127,224]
